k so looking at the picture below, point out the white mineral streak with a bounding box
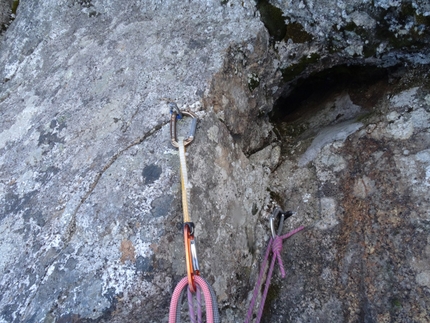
[299,122,363,166]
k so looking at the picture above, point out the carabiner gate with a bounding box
[184,222,200,293]
[170,103,197,148]
[270,207,294,239]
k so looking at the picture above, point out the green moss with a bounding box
[281,61,306,82]
[285,21,313,43]
[388,31,423,49]
[256,2,314,44]
[11,0,19,15]
[401,2,415,17]
[416,14,430,26]
[339,21,369,39]
[272,121,309,157]
[373,5,429,50]
[343,21,357,32]
[275,122,308,138]
[356,112,374,123]
[363,44,377,58]
[281,53,320,82]
[332,4,429,55]
[392,298,402,308]
[256,0,286,41]
[1,1,19,33]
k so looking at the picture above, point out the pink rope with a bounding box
[169,226,304,323]
[245,226,305,323]
[169,276,215,323]
[197,285,203,323]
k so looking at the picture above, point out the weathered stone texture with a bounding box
[264,68,430,323]
[0,1,264,321]
[0,0,429,322]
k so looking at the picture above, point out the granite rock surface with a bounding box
[0,0,429,322]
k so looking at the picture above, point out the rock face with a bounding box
[0,0,429,322]
[265,68,430,322]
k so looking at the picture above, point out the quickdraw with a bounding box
[169,103,199,292]
[245,209,305,323]
[168,103,220,323]
[167,102,305,323]
[179,136,198,292]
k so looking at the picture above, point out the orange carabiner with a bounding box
[184,223,199,293]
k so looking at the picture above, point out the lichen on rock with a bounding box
[1,0,430,322]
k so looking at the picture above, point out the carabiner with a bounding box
[270,207,294,239]
[170,103,197,148]
[184,222,200,293]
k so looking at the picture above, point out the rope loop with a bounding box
[169,276,220,323]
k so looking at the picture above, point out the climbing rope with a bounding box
[169,276,220,323]
[245,208,304,323]
[167,103,304,323]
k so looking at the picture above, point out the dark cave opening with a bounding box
[270,64,396,125]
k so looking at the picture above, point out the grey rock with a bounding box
[0,0,429,322]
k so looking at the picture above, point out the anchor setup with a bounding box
[167,103,304,323]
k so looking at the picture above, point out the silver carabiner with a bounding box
[169,102,197,148]
[270,207,293,238]
[190,239,200,274]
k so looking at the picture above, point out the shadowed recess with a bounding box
[270,64,392,123]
